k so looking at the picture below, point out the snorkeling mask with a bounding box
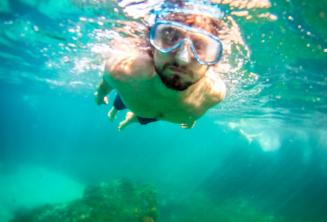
[150,20,223,65]
[149,1,225,65]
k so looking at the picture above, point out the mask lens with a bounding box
[154,24,184,50]
[151,21,223,64]
[190,33,222,63]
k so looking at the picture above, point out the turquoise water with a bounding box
[0,0,327,221]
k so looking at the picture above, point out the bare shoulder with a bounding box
[204,69,226,103]
[104,37,154,81]
[183,69,226,112]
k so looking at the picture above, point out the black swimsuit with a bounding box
[113,94,157,125]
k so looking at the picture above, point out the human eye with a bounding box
[161,27,180,44]
[192,38,206,52]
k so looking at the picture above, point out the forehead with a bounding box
[160,13,216,34]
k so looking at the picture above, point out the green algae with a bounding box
[11,180,158,222]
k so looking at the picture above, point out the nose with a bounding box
[175,41,192,65]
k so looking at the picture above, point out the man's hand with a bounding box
[94,92,109,105]
[94,80,112,105]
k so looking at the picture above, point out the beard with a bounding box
[156,63,196,91]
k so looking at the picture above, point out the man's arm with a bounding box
[208,77,226,103]
[104,48,154,81]
[96,36,151,105]
[95,79,112,105]
[205,69,226,104]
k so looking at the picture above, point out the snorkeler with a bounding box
[95,1,228,130]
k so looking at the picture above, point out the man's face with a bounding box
[153,43,209,89]
[151,14,222,90]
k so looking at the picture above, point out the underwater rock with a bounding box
[10,179,158,222]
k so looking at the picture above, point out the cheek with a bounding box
[154,51,171,67]
[192,64,208,75]
[200,65,209,74]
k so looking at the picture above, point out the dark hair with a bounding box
[141,9,227,57]
[164,0,185,8]
[163,12,225,37]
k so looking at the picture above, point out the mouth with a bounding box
[156,65,195,91]
[166,66,189,76]
[160,74,192,91]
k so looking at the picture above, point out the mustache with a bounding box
[159,73,193,91]
[163,63,189,73]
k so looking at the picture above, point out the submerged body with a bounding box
[103,42,226,125]
[95,2,230,129]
